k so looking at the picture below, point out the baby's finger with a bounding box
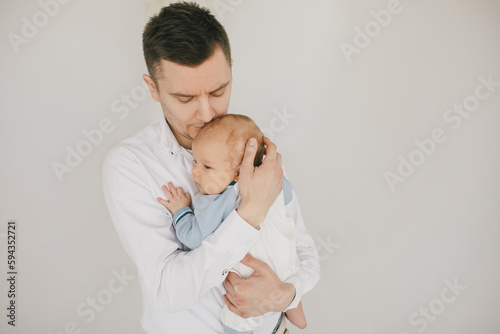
[162,184,174,201]
[157,197,170,207]
[176,187,185,196]
[167,182,178,198]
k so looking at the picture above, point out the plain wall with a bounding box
[1,0,499,333]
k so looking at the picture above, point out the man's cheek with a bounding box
[215,98,230,115]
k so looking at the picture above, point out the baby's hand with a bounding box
[157,182,192,215]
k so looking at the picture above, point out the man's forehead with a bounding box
[155,48,231,93]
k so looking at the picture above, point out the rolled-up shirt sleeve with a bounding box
[283,190,321,311]
[102,146,260,313]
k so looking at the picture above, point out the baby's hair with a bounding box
[195,114,265,167]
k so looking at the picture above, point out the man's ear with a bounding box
[143,74,160,102]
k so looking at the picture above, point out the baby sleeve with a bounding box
[173,187,237,249]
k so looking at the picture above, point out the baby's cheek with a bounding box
[202,178,222,194]
[205,185,222,194]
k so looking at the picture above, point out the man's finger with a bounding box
[223,294,240,316]
[224,289,237,307]
[226,271,242,287]
[240,253,265,272]
[239,137,258,174]
[276,152,283,178]
[263,136,277,160]
[223,294,231,307]
[276,152,283,169]
[224,276,235,294]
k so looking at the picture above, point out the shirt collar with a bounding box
[159,117,192,157]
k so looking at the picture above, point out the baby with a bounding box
[157,114,306,333]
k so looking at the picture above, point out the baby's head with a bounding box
[191,114,265,195]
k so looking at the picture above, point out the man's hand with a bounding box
[157,182,192,215]
[236,137,283,228]
[223,254,296,319]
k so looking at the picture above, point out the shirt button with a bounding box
[222,270,228,276]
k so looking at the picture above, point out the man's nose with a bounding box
[196,97,215,122]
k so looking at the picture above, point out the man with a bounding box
[102,2,320,333]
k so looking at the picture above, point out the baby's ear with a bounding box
[233,167,240,182]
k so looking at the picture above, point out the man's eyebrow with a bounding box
[169,81,230,98]
[170,92,195,98]
[209,81,230,94]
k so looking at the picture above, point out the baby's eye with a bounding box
[204,165,211,169]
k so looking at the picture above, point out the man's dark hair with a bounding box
[142,1,231,83]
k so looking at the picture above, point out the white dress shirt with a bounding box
[221,184,301,332]
[102,117,321,334]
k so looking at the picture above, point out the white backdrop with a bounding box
[1,0,500,333]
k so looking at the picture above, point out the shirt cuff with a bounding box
[173,206,193,226]
[283,275,304,311]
